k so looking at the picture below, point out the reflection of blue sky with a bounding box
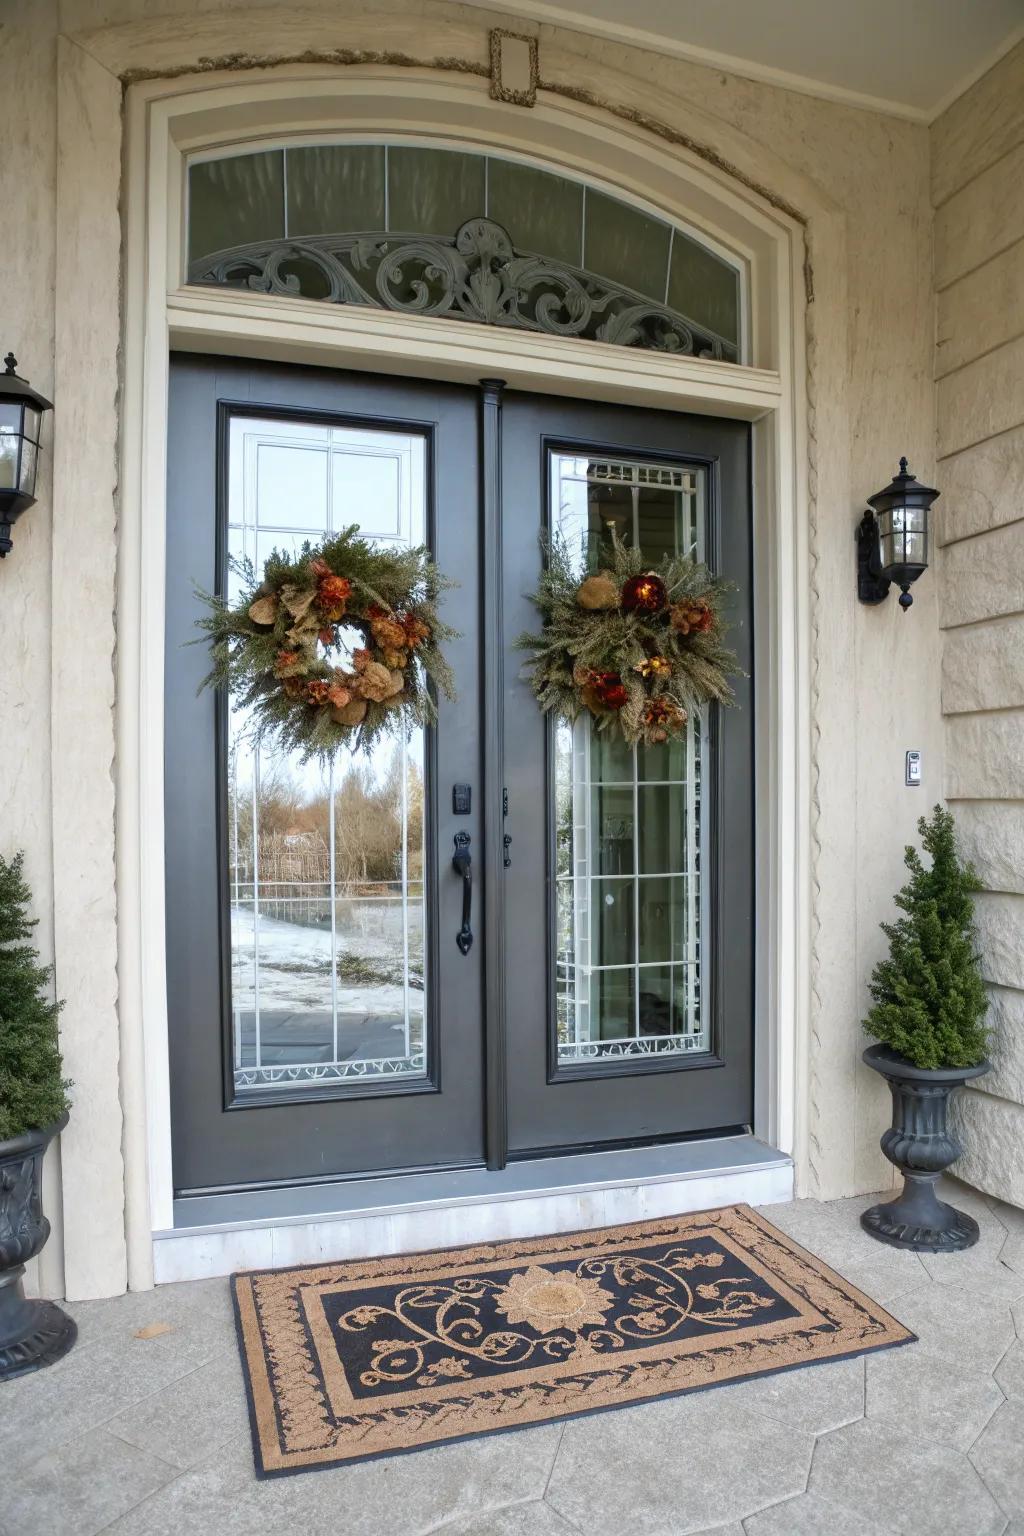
[230,725,424,800]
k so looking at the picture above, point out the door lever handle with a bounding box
[452,831,473,955]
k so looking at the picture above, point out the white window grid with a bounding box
[553,453,708,1065]
[225,415,428,1092]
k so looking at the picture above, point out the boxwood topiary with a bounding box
[863,805,990,1071]
[0,851,71,1141]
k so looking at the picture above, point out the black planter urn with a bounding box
[862,1043,990,1253]
[0,1116,77,1380]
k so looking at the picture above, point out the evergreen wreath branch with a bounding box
[515,530,740,746]
[196,524,458,763]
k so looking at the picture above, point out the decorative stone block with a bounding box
[939,518,1024,626]
[974,893,1024,990]
[931,39,1024,205]
[937,241,1024,378]
[489,28,538,107]
[935,141,1024,290]
[935,428,1024,546]
[937,335,1024,459]
[943,617,1024,714]
[952,1089,1024,1208]
[981,986,1024,1107]
[951,803,1024,895]
[946,712,1024,800]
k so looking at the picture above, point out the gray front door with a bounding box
[165,360,753,1197]
[501,393,754,1154]
[165,358,486,1195]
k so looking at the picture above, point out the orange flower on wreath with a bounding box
[315,573,352,622]
[621,572,667,613]
[644,696,688,742]
[591,671,629,710]
[669,598,715,636]
[274,649,304,678]
[326,680,353,709]
[306,679,332,706]
[634,654,672,679]
[370,615,409,653]
[401,612,431,648]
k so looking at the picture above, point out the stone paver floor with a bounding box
[2,1177,1023,1535]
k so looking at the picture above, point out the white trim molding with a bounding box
[115,62,812,1282]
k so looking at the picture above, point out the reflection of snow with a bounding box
[230,906,420,1015]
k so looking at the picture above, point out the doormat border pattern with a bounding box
[232,1203,915,1478]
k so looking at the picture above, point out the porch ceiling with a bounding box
[472,0,1024,120]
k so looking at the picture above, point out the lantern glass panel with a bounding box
[902,530,927,565]
[878,502,928,573]
[0,418,18,490]
[22,405,40,443]
[18,437,37,494]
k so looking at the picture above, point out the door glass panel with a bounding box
[551,452,707,1067]
[226,415,428,1095]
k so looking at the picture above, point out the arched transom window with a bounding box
[187,143,744,363]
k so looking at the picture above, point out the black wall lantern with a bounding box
[0,352,53,558]
[857,457,937,611]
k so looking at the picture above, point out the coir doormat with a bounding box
[232,1204,914,1477]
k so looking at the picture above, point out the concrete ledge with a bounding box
[153,1136,793,1283]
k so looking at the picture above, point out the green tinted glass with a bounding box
[668,230,740,346]
[487,160,583,265]
[584,189,671,302]
[286,145,385,236]
[188,152,284,262]
[387,147,486,235]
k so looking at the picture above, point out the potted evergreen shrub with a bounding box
[861,805,990,1252]
[0,851,76,1378]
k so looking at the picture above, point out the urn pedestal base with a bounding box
[861,1173,980,1253]
[0,1269,77,1380]
[862,1044,989,1255]
[0,1116,77,1380]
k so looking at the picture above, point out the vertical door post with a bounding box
[479,378,508,1170]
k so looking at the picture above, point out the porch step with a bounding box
[153,1135,793,1283]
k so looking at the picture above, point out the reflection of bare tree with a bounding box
[333,753,423,888]
[227,747,424,917]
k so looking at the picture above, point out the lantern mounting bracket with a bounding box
[856,509,890,605]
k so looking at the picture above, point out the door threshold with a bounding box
[153,1135,793,1283]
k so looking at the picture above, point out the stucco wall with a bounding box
[0,0,944,1298]
[932,40,1024,1209]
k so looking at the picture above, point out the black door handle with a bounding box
[452,831,473,954]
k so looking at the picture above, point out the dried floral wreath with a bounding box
[516,533,738,746]
[197,525,456,761]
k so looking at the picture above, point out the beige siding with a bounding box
[935,141,1024,289]
[933,39,1024,1208]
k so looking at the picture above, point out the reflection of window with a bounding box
[552,453,708,1067]
[225,415,429,1095]
[187,144,743,359]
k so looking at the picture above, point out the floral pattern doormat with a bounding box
[232,1204,914,1477]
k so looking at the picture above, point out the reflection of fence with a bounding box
[230,878,424,933]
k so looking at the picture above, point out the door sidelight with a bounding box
[452,831,473,954]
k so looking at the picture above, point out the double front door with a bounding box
[166,357,753,1197]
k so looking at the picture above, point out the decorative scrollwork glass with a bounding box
[187,144,743,362]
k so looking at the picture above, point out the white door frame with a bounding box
[118,65,810,1259]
